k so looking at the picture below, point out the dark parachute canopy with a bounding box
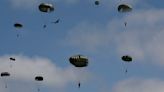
[95,0,100,5]
[1,72,10,77]
[35,76,43,81]
[10,57,16,61]
[122,55,132,62]
[39,3,54,13]
[14,23,23,28]
[118,4,132,13]
[69,55,88,67]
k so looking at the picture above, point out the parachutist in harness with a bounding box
[125,69,128,73]
[52,19,60,24]
[43,25,47,28]
[78,82,81,88]
[124,22,127,27]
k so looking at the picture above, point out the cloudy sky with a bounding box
[0,0,164,92]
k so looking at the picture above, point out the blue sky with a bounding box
[0,0,164,92]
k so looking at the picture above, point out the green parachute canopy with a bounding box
[121,55,132,62]
[118,4,132,13]
[39,3,54,13]
[69,55,88,67]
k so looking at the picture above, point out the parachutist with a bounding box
[52,19,60,24]
[43,25,47,28]
[5,84,7,88]
[124,22,127,27]
[17,34,19,37]
[125,69,128,73]
[78,82,81,88]
[38,88,40,92]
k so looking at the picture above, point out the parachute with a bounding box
[1,72,10,77]
[122,55,132,62]
[35,76,43,92]
[35,76,43,81]
[1,72,10,88]
[14,23,23,28]
[10,57,16,61]
[121,55,133,74]
[117,4,132,27]
[118,4,132,13]
[69,54,88,88]
[95,0,100,5]
[69,55,88,67]
[39,3,54,13]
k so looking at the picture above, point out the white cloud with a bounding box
[113,78,164,92]
[0,54,90,92]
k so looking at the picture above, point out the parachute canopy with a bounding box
[118,4,132,13]
[122,55,132,62]
[39,3,54,13]
[35,76,43,81]
[1,72,10,77]
[14,23,23,28]
[10,57,16,61]
[69,55,88,67]
[95,1,100,5]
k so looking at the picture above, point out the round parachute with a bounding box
[95,1,100,5]
[14,23,23,28]
[118,4,132,13]
[121,55,132,62]
[1,72,10,77]
[39,3,54,13]
[69,55,88,67]
[10,57,16,61]
[35,76,43,81]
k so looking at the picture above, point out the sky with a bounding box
[0,0,164,92]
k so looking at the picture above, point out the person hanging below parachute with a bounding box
[51,18,60,24]
[69,54,88,88]
[35,76,43,92]
[117,4,132,27]
[121,55,132,74]
[1,72,10,88]
[38,3,54,29]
